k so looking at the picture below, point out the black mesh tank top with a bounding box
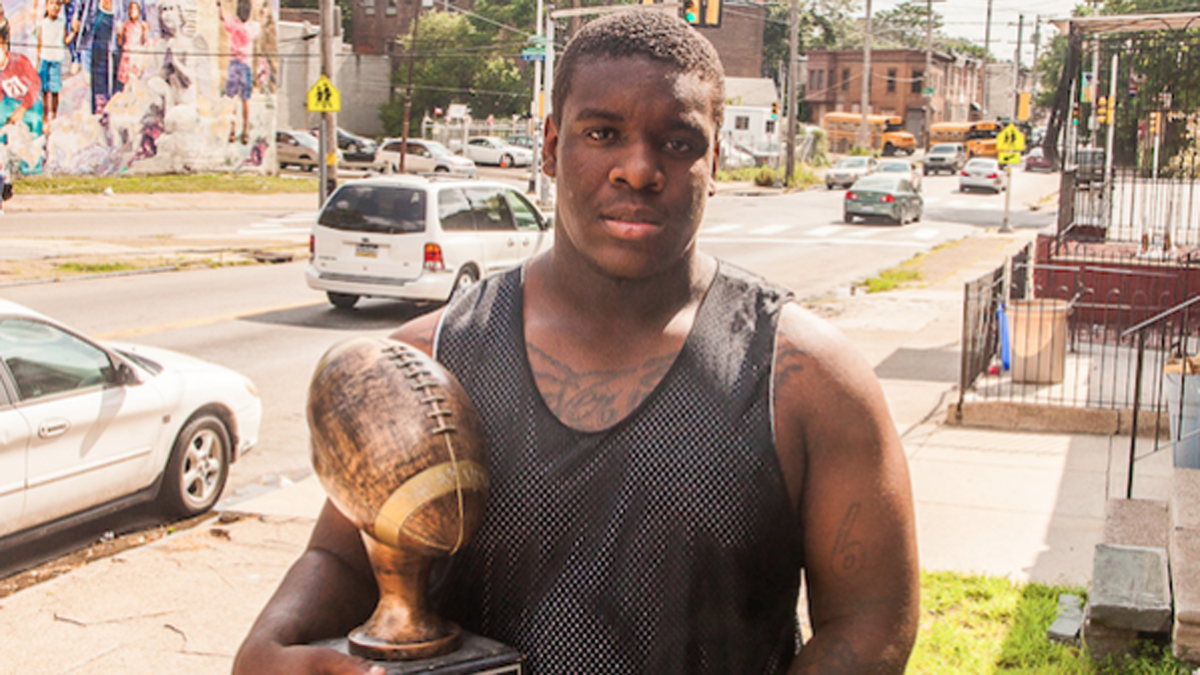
[432,262,804,673]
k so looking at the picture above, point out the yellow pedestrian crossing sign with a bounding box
[996,124,1025,153]
[307,75,341,113]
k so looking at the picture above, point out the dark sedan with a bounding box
[1025,147,1053,172]
[844,174,923,225]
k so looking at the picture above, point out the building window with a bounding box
[735,116,749,130]
[816,70,825,92]
[887,68,897,93]
[911,70,923,94]
[766,120,776,134]
[842,68,850,91]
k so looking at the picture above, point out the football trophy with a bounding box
[308,336,490,662]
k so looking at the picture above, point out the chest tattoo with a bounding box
[528,343,676,432]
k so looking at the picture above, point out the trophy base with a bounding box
[349,621,461,661]
[315,632,525,674]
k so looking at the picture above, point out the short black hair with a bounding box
[552,9,725,129]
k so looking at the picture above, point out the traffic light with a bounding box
[1149,111,1161,136]
[1106,97,1115,125]
[1071,103,1080,126]
[682,0,700,24]
[1097,96,1107,124]
[771,101,779,120]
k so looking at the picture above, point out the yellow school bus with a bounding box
[822,112,916,156]
[965,121,1001,158]
[929,121,972,148]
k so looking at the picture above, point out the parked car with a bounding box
[312,127,380,165]
[1075,147,1105,186]
[376,138,477,178]
[1024,146,1053,172]
[875,157,922,191]
[306,176,554,309]
[276,129,324,172]
[843,174,923,225]
[959,157,1007,193]
[825,155,878,189]
[0,300,262,548]
[505,134,537,151]
[923,142,968,175]
[463,136,535,167]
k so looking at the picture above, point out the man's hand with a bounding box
[233,641,384,675]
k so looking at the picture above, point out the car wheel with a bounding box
[883,143,895,156]
[923,168,930,176]
[159,414,230,518]
[843,212,853,223]
[327,292,359,310]
[892,207,903,225]
[435,166,450,173]
[499,154,513,169]
[449,266,479,302]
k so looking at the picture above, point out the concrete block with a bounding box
[1173,468,1200,532]
[1048,593,1085,643]
[1088,544,1172,633]
[1103,498,1169,549]
[1082,608,1138,661]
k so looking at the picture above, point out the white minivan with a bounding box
[306,176,553,309]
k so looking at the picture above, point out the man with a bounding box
[234,10,918,674]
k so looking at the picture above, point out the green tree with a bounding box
[380,11,527,136]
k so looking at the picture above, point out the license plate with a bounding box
[355,243,378,258]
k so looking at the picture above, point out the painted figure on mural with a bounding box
[251,0,274,95]
[71,0,118,113]
[219,0,258,144]
[115,0,145,88]
[0,10,44,139]
[36,0,76,128]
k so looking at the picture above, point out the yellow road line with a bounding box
[94,300,323,341]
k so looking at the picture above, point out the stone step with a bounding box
[1172,468,1200,663]
[1104,498,1168,549]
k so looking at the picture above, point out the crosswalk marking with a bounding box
[805,225,845,237]
[847,229,880,238]
[238,212,316,236]
[913,228,939,240]
[749,224,791,236]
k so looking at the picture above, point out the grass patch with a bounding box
[12,173,318,195]
[716,162,822,190]
[911,570,1192,674]
[863,266,920,293]
[54,261,139,274]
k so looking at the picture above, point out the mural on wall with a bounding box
[0,0,277,175]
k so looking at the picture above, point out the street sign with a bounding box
[922,87,934,95]
[307,75,341,113]
[996,124,1025,153]
[998,151,1021,166]
[520,46,545,62]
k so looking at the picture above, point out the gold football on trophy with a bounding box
[308,336,489,660]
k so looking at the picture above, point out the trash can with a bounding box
[1008,299,1069,384]
[1164,361,1200,469]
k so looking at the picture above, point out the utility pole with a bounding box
[785,0,799,186]
[1031,17,1041,98]
[399,4,423,173]
[1013,15,1023,121]
[318,0,337,204]
[531,0,544,202]
[857,0,872,148]
[923,0,933,149]
[982,0,993,118]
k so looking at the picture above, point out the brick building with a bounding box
[804,48,985,136]
[352,0,474,56]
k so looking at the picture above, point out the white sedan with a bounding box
[463,136,535,168]
[0,299,262,547]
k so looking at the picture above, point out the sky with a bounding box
[868,0,1089,63]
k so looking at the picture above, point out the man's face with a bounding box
[544,55,718,281]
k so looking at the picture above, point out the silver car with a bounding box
[959,158,1007,193]
[826,156,879,189]
[377,138,477,178]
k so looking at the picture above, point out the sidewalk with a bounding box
[0,205,1153,675]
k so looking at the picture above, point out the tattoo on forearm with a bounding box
[830,503,865,578]
[528,344,676,430]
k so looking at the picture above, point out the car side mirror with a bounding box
[114,361,141,386]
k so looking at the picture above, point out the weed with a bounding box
[54,261,138,274]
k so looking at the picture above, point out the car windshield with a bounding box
[319,186,427,234]
[290,132,319,151]
[878,162,909,172]
[422,142,452,157]
[836,157,869,168]
[966,159,996,169]
[852,175,901,190]
[930,144,957,153]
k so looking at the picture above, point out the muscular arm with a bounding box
[233,312,444,675]
[772,303,919,675]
